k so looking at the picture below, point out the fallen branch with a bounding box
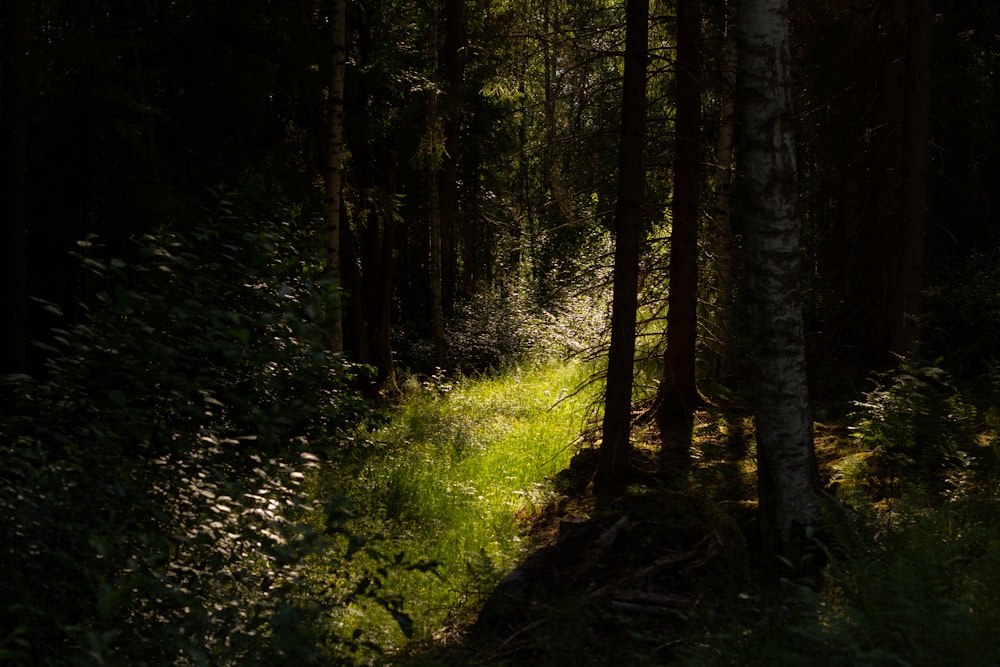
[588,530,723,599]
[612,589,692,607]
[497,618,547,652]
[572,514,632,576]
[609,600,686,617]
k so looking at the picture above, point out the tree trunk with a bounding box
[1,0,28,375]
[863,0,905,369]
[737,0,820,572]
[440,0,465,312]
[541,0,576,254]
[324,0,347,355]
[861,0,931,368]
[341,200,370,365]
[595,0,648,494]
[369,152,398,390]
[657,0,702,468]
[427,0,446,368]
[890,0,930,358]
[709,0,738,385]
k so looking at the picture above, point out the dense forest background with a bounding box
[3,0,1000,664]
[3,0,999,380]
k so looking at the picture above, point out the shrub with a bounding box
[0,193,408,665]
[849,361,980,498]
[443,282,608,374]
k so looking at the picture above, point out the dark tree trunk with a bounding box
[595,0,648,494]
[352,142,398,391]
[426,0,446,367]
[862,0,906,368]
[657,0,702,469]
[325,0,347,354]
[708,0,738,385]
[341,201,370,366]
[367,152,397,390]
[737,0,820,573]
[1,0,28,375]
[862,0,930,368]
[440,0,465,312]
[890,0,930,358]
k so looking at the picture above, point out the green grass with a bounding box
[309,360,598,655]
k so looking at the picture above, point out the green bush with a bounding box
[443,283,608,373]
[0,194,409,665]
[679,496,1000,667]
[849,361,980,497]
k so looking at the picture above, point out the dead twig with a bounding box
[572,514,632,576]
[588,530,723,599]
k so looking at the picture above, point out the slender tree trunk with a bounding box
[863,0,905,369]
[427,0,446,367]
[710,0,738,384]
[2,0,28,375]
[341,201,370,365]
[354,136,398,391]
[370,152,398,390]
[714,0,746,458]
[737,0,820,572]
[325,0,347,355]
[890,0,930,358]
[595,0,648,494]
[862,0,931,367]
[541,0,576,243]
[441,0,465,312]
[657,0,702,467]
[350,8,395,390]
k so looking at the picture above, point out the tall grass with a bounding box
[310,360,598,655]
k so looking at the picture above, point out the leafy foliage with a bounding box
[677,362,1000,667]
[0,195,411,665]
[443,282,608,373]
[678,496,1000,667]
[849,361,981,498]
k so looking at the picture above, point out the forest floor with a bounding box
[392,410,855,666]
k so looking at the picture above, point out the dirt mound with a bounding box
[470,469,749,664]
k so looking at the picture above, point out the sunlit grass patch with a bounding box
[309,360,597,653]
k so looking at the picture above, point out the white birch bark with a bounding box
[737,0,820,566]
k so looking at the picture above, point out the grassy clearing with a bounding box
[309,360,598,654]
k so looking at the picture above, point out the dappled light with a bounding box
[3,0,1000,665]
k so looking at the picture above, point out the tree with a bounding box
[440,0,467,310]
[811,0,932,372]
[595,0,648,493]
[1,0,28,374]
[325,0,348,355]
[706,0,738,386]
[737,0,820,570]
[425,0,446,368]
[890,0,931,359]
[657,0,702,466]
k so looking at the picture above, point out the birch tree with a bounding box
[737,0,820,570]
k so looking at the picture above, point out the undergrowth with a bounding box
[680,360,1000,667]
[308,361,598,657]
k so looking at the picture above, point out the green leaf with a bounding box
[108,390,127,407]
